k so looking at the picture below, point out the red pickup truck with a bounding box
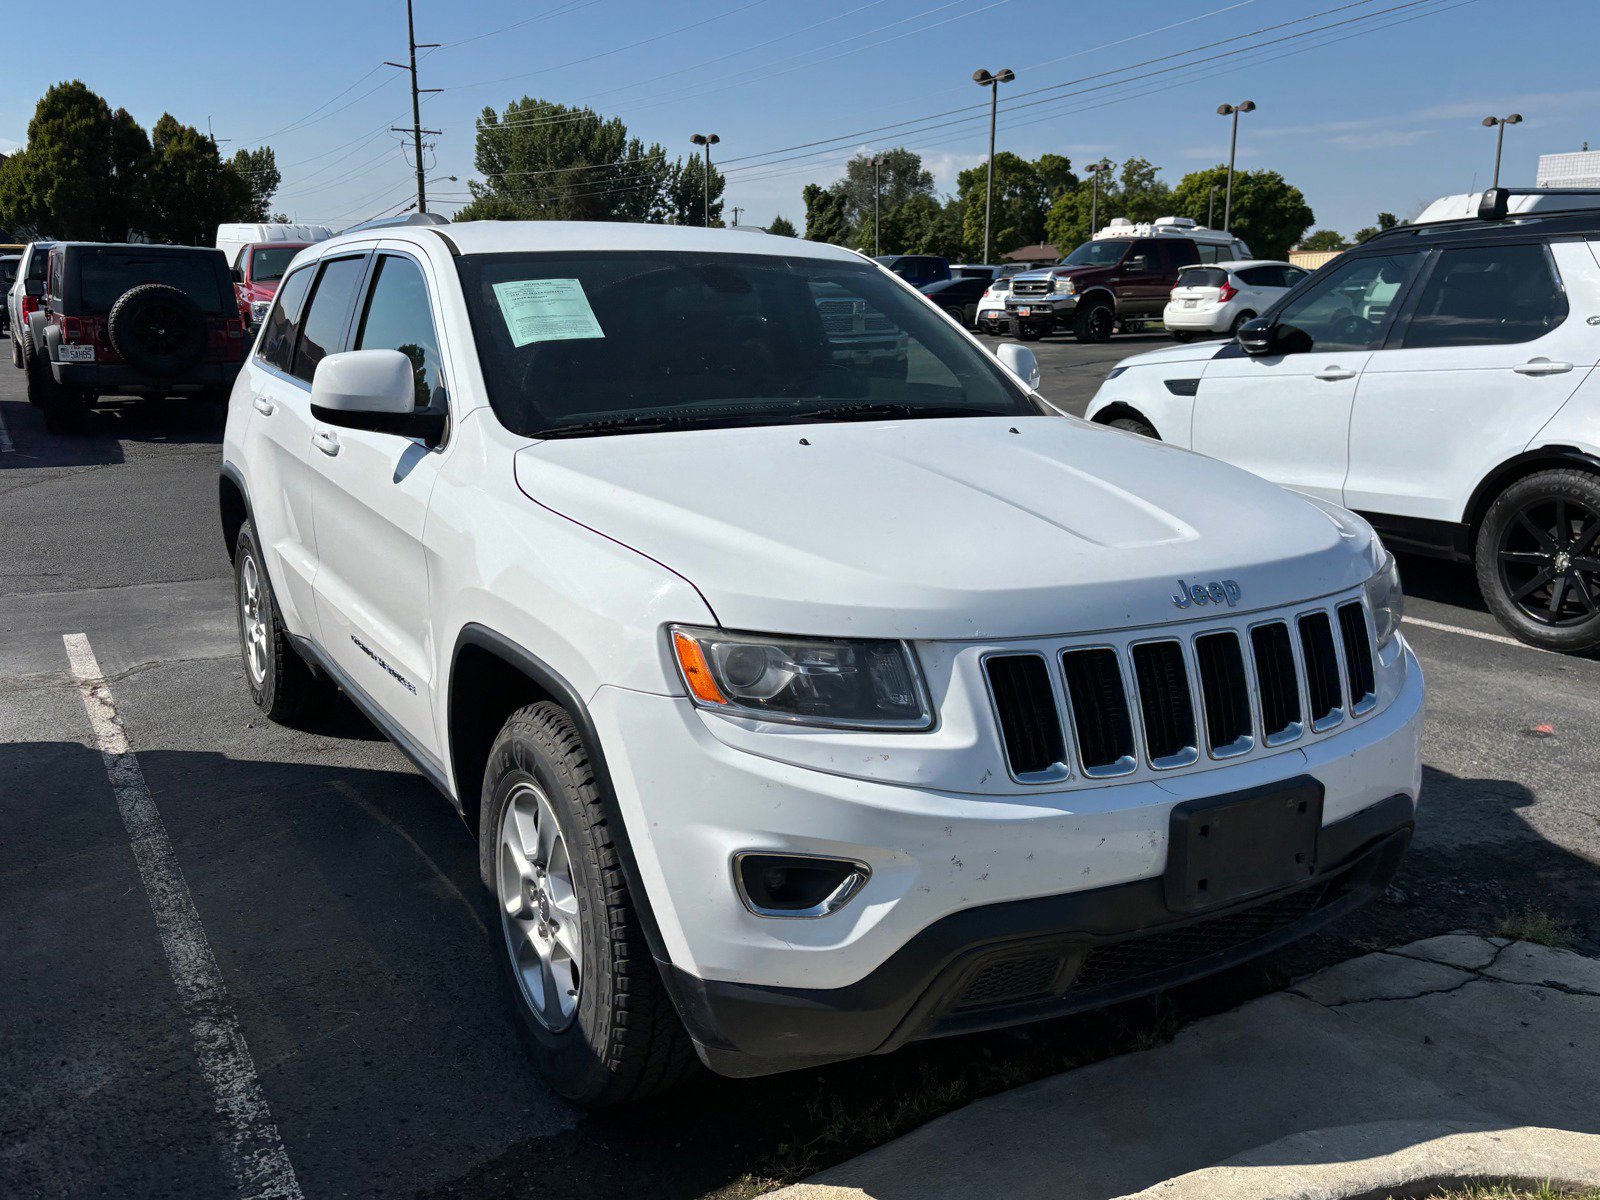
[232,242,310,328]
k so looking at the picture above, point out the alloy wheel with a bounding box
[1497,495,1600,626]
[497,781,583,1032]
[239,554,269,686]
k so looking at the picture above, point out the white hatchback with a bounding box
[1164,260,1308,341]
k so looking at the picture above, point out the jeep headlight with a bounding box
[1364,549,1404,649]
[671,626,933,729]
[1052,276,1076,296]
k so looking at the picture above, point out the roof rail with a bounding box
[340,211,452,235]
[1478,186,1600,220]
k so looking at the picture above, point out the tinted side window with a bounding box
[1165,241,1199,269]
[1196,243,1230,264]
[290,256,367,383]
[1273,253,1416,353]
[353,254,448,409]
[258,265,314,373]
[1401,243,1568,349]
[1237,266,1279,288]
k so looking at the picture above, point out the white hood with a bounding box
[1110,340,1232,370]
[513,416,1379,640]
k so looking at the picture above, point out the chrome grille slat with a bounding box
[983,594,1379,785]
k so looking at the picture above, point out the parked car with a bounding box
[215,221,333,271]
[919,274,992,326]
[7,241,53,368]
[1086,187,1600,652]
[950,263,1037,282]
[28,242,249,432]
[231,241,312,328]
[1006,218,1252,343]
[1164,260,1309,341]
[976,276,1017,334]
[0,255,18,336]
[220,213,1421,1105]
[872,253,950,287]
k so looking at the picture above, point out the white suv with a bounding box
[1087,189,1600,651]
[220,215,1423,1104]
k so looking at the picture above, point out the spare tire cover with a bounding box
[107,283,208,377]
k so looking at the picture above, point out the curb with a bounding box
[1114,1121,1600,1199]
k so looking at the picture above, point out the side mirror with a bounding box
[1236,318,1275,356]
[310,349,446,446]
[996,342,1042,390]
[231,267,244,283]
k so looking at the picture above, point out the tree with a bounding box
[228,147,282,222]
[882,194,963,259]
[1043,157,1169,252]
[666,152,725,227]
[766,214,797,237]
[1171,166,1314,260]
[834,148,935,245]
[0,81,150,240]
[138,114,249,244]
[1352,212,1401,244]
[955,151,1069,259]
[802,183,851,245]
[1301,229,1347,252]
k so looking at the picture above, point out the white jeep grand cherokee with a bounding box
[220,215,1423,1105]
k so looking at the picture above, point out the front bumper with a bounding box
[51,359,242,395]
[594,639,1423,1075]
[671,796,1412,1077]
[1006,295,1077,321]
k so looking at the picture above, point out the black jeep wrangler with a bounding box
[27,243,248,432]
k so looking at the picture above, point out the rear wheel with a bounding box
[944,304,967,325]
[1170,331,1194,343]
[1476,469,1600,652]
[482,703,697,1106]
[1228,310,1256,335]
[1074,300,1115,344]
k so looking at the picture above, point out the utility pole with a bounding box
[972,68,1015,265]
[1086,159,1112,234]
[1216,100,1256,232]
[388,0,441,214]
[730,206,743,226]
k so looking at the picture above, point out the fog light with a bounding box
[734,853,870,918]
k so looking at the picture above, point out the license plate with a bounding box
[58,344,95,362]
[1164,778,1323,913]
[1016,307,1032,317]
[1182,299,1200,308]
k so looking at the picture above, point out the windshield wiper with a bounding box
[801,402,1010,423]
[534,413,743,439]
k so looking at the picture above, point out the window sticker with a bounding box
[492,278,605,347]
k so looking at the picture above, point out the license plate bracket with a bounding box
[1165,777,1323,913]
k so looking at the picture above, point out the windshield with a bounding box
[457,250,1038,438]
[249,246,301,282]
[1061,240,1128,268]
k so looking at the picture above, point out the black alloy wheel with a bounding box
[1477,469,1600,652]
[1074,301,1115,344]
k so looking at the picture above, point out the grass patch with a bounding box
[1491,905,1576,950]
[1391,1183,1600,1199]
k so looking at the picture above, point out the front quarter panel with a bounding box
[1086,362,1200,446]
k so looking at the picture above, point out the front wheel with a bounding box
[1074,301,1115,344]
[234,521,329,720]
[1107,415,1158,439]
[1475,469,1600,652]
[483,703,696,1106]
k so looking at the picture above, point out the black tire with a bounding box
[10,327,20,369]
[1017,325,1045,342]
[1476,469,1600,652]
[1073,300,1115,344]
[1108,415,1159,439]
[234,521,328,720]
[1228,310,1256,335]
[481,703,697,1107]
[1170,331,1194,343]
[21,332,51,407]
[108,283,207,378]
[943,304,966,324]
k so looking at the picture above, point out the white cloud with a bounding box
[0,136,21,155]
[1329,129,1430,150]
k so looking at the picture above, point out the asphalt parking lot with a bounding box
[2,331,1598,1199]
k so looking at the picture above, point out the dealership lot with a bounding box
[2,341,1598,1198]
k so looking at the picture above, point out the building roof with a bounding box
[1001,243,1058,262]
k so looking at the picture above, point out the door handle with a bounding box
[1314,367,1356,382]
[1513,358,1574,376]
[311,430,340,457]
[252,395,275,416]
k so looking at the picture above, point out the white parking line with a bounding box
[63,633,304,1200]
[1403,615,1547,651]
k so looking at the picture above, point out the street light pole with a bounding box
[1215,100,1256,232]
[972,68,1015,264]
[872,155,882,256]
[690,132,720,226]
[1482,113,1524,188]
[1207,184,1219,228]
[1086,159,1111,234]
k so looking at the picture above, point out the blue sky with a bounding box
[4,0,1596,239]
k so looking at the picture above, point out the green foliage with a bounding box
[228,147,282,223]
[835,148,935,246]
[138,114,250,245]
[0,80,149,240]
[1301,229,1347,251]
[766,214,797,237]
[802,183,852,245]
[1043,157,1171,252]
[458,97,715,225]
[881,195,963,259]
[1170,166,1315,260]
[0,81,276,243]
[957,150,1077,259]
[1352,212,1401,244]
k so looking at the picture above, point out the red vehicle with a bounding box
[231,242,311,328]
